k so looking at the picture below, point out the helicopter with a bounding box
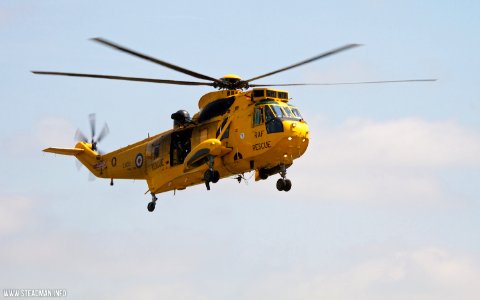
[34,38,435,212]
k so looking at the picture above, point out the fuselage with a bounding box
[78,88,309,195]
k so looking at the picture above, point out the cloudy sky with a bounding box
[1,0,479,299]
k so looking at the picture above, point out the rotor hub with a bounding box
[216,74,248,90]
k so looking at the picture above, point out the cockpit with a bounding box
[254,104,303,125]
[266,104,303,121]
[253,103,304,133]
[250,88,304,133]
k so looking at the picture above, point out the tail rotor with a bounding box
[75,113,109,152]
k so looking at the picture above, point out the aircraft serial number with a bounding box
[151,159,165,170]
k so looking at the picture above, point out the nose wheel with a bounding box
[276,164,292,192]
[147,193,158,212]
[276,178,292,191]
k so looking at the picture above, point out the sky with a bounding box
[1,0,480,299]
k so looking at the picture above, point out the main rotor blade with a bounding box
[32,71,215,86]
[245,44,361,83]
[91,38,221,84]
[249,79,437,87]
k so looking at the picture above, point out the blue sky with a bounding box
[1,0,480,299]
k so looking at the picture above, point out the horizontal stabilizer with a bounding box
[43,147,84,156]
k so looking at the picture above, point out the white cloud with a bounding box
[34,117,76,149]
[0,229,210,298]
[119,283,209,300]
[3,117,75,157]
[310,118,480,168]
[246,247,480,300]
[291,118,480,205]
[0,195,33,236]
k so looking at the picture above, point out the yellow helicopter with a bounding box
[34,38,435,212]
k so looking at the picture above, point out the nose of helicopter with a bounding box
[282,120,310,159]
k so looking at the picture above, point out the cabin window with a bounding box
[221,125,230,140]
[216,117,230,139]
[253,107,264,127]
[152,135,170,160]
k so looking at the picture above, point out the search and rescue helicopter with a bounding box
[34,38,435,212]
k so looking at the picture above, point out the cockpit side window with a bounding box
[264,105,284,133]
[253,106,264,127]
[265,105,275,122]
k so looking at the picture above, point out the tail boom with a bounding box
[43,142,107,178]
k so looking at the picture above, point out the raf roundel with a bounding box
[135,153,144,168]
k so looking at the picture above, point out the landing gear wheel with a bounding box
[147,202,156,212]
[204,168,220,189]
[276,178,286,191]
[147,193,158,212]
[212,170,220,183]
[284,179,292,192]
[276,163,292,192]
[203,169,213,190]
[204,169,214,182]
